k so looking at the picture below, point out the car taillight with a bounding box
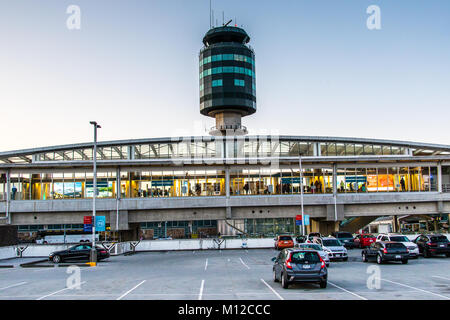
[100,250,107,254]
[319,256,325,269]
[285,256,292,269]
[427,242,436,247]
[383,248,388,254]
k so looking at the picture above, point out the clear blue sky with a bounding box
[0,0,449,151]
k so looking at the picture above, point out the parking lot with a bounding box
[0,248,449,300]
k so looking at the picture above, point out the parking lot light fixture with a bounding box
[90,121,101,264]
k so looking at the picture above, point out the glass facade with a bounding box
[3,164,441,201]
[140,220,217,239]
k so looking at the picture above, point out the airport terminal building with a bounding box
[1,26,450,241]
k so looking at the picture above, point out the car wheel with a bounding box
[402,259,408,264]
[52,255,61,264]
[423,249,430,258]
[445,253,450,258]
[343,257,348,262]
[319,280,327,289]
[362,252,368,262]
[377,254,383,264]
[281,272,289,289]
[273,270,279,282]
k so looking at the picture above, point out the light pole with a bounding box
[299,156,305,236]
[90,121,101,264]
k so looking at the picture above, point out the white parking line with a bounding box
[198,280,205,300]
[239,258,250,269]
[382,279,450,300]
[0,282,27,291]
[260,279,284,300]
[116,280,146,300]
[328,281,368,300]
[432,276,450,281]
[36,281,86,300]
[204,259,208,271]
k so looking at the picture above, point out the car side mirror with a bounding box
[271,257,277,262]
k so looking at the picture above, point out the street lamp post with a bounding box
[299,156,305,236]
[90,121,101,264]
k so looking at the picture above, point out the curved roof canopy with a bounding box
[1,136,450,165]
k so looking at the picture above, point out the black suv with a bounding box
[331,232,355,249]
[272,248,328,289]
[414,234,450,258]
[362,241,409,264]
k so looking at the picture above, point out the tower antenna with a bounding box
[224,19,232,27]
[209,0,212,28]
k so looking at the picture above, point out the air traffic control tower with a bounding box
[199,25,256,135]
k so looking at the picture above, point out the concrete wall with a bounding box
[0,246,17,260]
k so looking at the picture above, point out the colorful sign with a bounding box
[95,216,106,232]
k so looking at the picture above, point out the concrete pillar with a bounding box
[438,162,442,193]
[225,167,230,197]
[332,164,337,196]
[6,170,10,224]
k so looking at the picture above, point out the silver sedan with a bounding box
[297,243,330,267]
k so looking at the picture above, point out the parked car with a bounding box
[354,233,376,248]
[321,237,348,261]
[306,233,322,243]
[274,235,294,250]
[49,244,110,263]
[295,235,307,244]
[331,232,355,249]
[272,248,328,289]
[376,233,419,258]
[297,243,330,267]
[362,241,409,264]
[413,234,450,258]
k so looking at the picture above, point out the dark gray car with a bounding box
[362,241,409,264]
[272,248,328,289]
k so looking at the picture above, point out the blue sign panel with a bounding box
[151,180,174,187]
[83,224,92,232]
[345,176,367,183]
[296,215,310,226]
[95,216,106,232]
[281,178,301,184]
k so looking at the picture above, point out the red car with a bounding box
[354,234,376,248]
[274,235,294,250]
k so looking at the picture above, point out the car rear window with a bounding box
[300,244,322,250]
[279,236,292,241]
[430,236,449,242]
[389,236,409,242]
[290,251,320,263]
[322,239,341,246]
[385,243,406,249]
[362,235,374,238]
[336,233,352,238]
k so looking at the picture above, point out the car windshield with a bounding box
[430,236,449,242]
[299,244,322,250]
[290,251,320,263]
[385,243,406,249]
[336,233,352,238]
[279,236,292,241]
[389,236,409,242]
[322,239,341,247]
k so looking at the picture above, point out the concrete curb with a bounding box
[0,265,14,268]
